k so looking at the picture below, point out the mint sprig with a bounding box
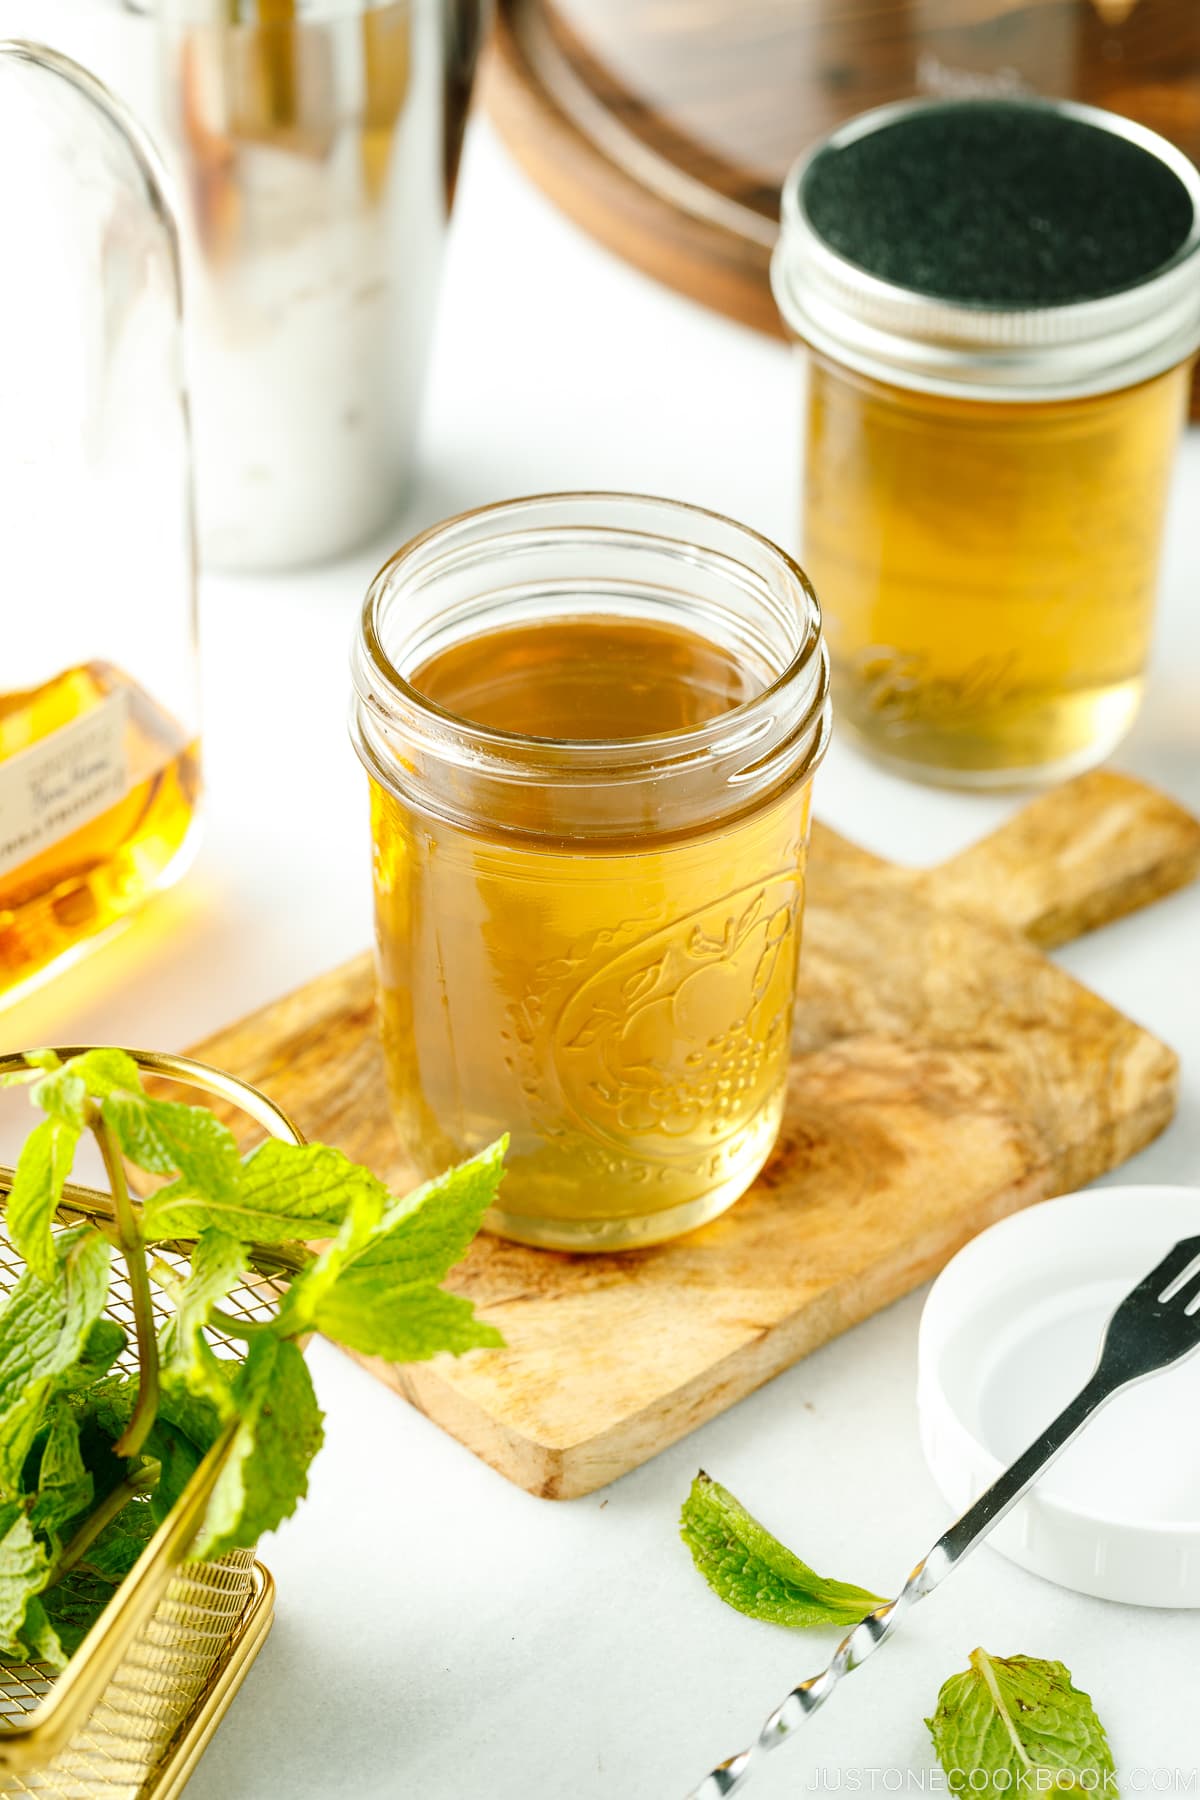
[680,1472,885,1628]
[927,1650,1117,1797]
[0,1048,506,1669]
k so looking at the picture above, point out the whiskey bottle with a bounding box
[1,43,202,1005]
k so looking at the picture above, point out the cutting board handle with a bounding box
[918,771,1200,948]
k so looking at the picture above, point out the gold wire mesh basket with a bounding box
[0,1050,307,1799]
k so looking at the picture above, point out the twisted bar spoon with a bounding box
[688,1233,1200,1798]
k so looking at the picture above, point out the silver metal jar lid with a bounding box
[772,96,1200,402]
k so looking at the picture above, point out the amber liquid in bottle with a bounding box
[371,615,814,1250]
[803,359,1188,783]
[0,662,200,1002]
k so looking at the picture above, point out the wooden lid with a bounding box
[487,0,1200,353]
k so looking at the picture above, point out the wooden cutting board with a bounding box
[191,772,1200,1499]
[485,0,1200,416]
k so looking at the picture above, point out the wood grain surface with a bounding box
[485,0,1200,415]
[191,771,1200,1498]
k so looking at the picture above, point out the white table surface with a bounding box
[3,98,1200,1800]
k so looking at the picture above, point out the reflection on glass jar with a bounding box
[774,96,1200,787]
[351,495,831,1251]
[0,44,201,1006]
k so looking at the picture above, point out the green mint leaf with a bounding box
[343,1141,505,1288]
[72,1401,140,1517]
[154,1371,227,1458]
[31,1047,241,1197]
[269,1147,406,1337]
[315,1280,503,1362]
[680,1473,885,1628]
[5,1115,81,1282]
[30,1400,93,1540]
[0,1500,58,1665]
[927,1650,1116,1798]
[49,1048,138,1095]
[78,1498,157,1582]
[194,1337,324,1559]
[17,1595,67,1671]
[142,1138,387,1244]
[140,1414,203,1527]
[31,1072,87,1130]
[0,1048,60,1089]
[160,1231,249,1371]
[286,1142,506,1358]
[79,1371,216,1526]
[101,1094,240,1198]
[39,1497,158,1662]
[30,1048,139,1128]
[41,1570,112,1660]
[61,1319,128,1393]
[234,1140,386,1231]
[0,1227,110,1493]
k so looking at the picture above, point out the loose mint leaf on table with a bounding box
[0,1227,110,1492]
[926,1650,1116,1798]
[142,1139,388,1245]
[194,1337,324,1559]
[6,1115,81,1282]
[680,1472,885,1628]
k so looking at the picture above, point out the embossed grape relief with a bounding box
[540,873,803,1158]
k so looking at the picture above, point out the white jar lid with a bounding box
[918,1185,1200,1608]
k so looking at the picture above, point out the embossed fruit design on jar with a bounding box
[352,495,830,1250]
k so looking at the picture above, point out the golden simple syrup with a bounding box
[0,662,200,1001]
[802,359,1188,782]
[371,614,813,1250]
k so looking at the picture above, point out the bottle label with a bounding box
[0,691,130,879]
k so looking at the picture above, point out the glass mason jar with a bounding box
[0,42,201,1008]
[773,97,1200,788]
[351,494,831,1251]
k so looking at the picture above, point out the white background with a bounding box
[3,74,1200,1800]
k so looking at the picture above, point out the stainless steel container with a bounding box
[19,0,485,571]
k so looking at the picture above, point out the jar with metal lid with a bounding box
[773,97,1200,787]
[351,493,831,1251]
